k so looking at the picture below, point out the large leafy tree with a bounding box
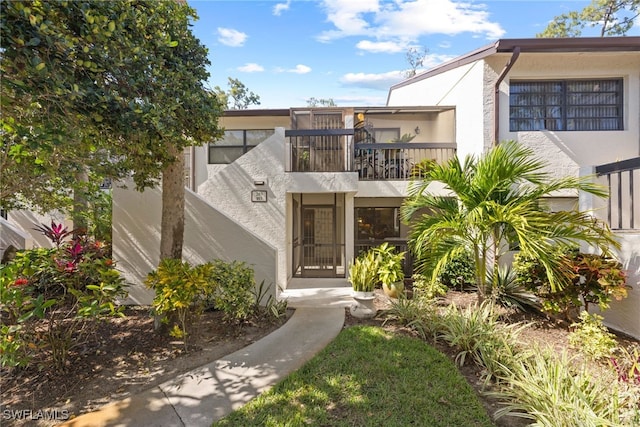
[1,1,224,258]
[401,141,619,302]
[537,0,639,37]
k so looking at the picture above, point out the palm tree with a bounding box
[401,141,619,302]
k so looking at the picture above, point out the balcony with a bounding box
[285,129,456,180]
[286,129,355,173]
[285,106,456,179]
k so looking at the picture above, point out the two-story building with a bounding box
[112,106,457,304]
[4,36,638,338]
[387,36,640,339]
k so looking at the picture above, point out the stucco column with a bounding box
[345,193,355,279]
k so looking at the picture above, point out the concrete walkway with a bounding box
[60,280,351,427]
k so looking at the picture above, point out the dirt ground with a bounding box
[2,291,637,427]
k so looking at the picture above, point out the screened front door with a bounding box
[292,194,345,278]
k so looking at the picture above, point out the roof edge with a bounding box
[388,36,640,94]
[223,108,290,117]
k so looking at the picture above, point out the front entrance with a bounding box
[293,194,345,278]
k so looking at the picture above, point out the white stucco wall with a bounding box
[197,129,292,291]
[5,210,70,249]
[112,183,277,305]
[594,232,640,340]
[198,126,368,288]
[387,61,486,160]
[1,218,35,259]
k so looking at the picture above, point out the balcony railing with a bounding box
[286,129,456,179]
[596,157,640,230]
[286,129,354,172]
[354,142,456,180]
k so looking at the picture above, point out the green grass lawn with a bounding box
[212,325,495,427]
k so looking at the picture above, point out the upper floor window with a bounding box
[208,129,274,164]
[509,79,623,132]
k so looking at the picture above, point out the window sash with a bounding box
[355,207,400,241]
[509,79,622,132]
[208,129,274,164]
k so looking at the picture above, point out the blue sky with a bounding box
[188,0,639,108]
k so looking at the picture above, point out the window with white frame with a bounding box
[208,129,274,164]
[509,79,623,132]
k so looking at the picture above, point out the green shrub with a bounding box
[145,259,216,345]
[1,222,127,370]
[371,242,405,287]
[209,259,256,321]
[486,265,539,312]
[437,301,526,379]
[490,349,631,426]
[411,273,448,302]
[7,247,63,300]
[437,249,476,290]
[473,327,525,386]
[417,290,636,426]
[383,296,441,341]
[252,281,288,322]
[0,324,31,369]
[146,259,263,345]
[569,311,617,361]
[438,301,502,367]
[514,250,628,320]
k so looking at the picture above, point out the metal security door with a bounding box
[301,206,337,277]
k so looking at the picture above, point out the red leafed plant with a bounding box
[610,345,640,385]
[33,221,74,248]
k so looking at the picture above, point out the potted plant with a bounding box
[348,251,379,318]
[390,133,416,143]
[372,243,406,298]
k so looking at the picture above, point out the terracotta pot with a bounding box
[382,281,404,299]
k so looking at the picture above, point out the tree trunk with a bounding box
[160,144,185,260]
[475,246,487,303]
[72,168,89,238]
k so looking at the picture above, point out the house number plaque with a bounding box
[251,190,268,202]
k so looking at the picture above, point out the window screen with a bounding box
[509,79,622,132]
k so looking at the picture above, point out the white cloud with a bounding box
[217,28,248,47]
[333,94,387,106]
[276,64,313,74]
[273,0,291,16]
[290,64,312,74]
[340,70,405,91]
[318,0,505,47]
[356,40,408,54]
[421,53,456,68]
[317,0,380,42]
[238,63,264,73]
[340,52,454,90]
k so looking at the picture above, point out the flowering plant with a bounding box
[0,222,127,370]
